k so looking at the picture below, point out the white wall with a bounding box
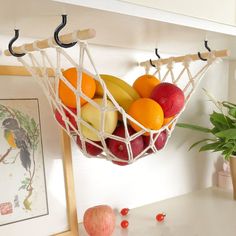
[228,60,236,102]
[0,36,229,223]
[70,44,229,221]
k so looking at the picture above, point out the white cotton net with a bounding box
[17,41,218,165]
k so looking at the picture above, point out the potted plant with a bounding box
[177,89,236,200]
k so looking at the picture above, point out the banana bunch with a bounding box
[95,74,140,112]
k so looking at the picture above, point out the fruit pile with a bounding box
[83,204,167,236]
[55,67,185,165]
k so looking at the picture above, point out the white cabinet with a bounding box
[52,0,236,57]
[54,0,236,35]
[122,0,236,26]
[3,0,236,55]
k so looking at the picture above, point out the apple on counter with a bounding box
[83,205,116,236]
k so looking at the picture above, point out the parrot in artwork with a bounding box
[2,118,31,171]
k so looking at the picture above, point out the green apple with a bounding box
[81,98,118,141]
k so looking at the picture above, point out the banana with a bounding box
[95,74,140,112]
[100,74,140,100]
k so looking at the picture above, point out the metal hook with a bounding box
[155,48,161,59]
[198,40,211,61]
[149,59,156,67]
[54,14,77,48]
[204,40,211,52]
[150,48,161,67]
[8,29,25,57]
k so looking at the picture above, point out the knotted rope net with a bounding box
[16,39,219,165]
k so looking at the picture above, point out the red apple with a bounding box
[77,136,103,156]
[143,130,168,153]
[107,125,144,166]
[83,205,116,236]
[55,107,77,130]
[150,82,185,118]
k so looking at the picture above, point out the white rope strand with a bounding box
[16,40,217,164]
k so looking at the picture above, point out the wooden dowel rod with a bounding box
[0,65,55,77]
[0,65,31,76]
[139,49,230,67]
[4,28,96,56]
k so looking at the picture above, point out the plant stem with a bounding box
[24,147,36,211]
[0,148,12,163]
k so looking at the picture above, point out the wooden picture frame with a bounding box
[0,65,79,236]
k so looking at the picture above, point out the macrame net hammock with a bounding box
[16,39,220,165]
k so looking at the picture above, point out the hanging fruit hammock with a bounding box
[5,15,229,165]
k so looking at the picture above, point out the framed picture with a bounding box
[0,66,78,236]
[0,98,48,224]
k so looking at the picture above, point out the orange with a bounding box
[133,74,161,98]
[59,68,96,108]
[128,98,164,135]
[163,116,175,129]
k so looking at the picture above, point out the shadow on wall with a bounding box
[174,124,223,191]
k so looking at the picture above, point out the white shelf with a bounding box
[51,0,236,58]
[54,0,236,36]
[79,187,236,236]
[1,0,236,58]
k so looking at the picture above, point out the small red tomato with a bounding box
[121,220,129,228]
[120,208,129,216]
[156,213,166,222]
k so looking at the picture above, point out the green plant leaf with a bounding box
[176,123,211,133]
[210,112,227,124]
[199,142,222,152]
[209,121,227,132]
[229,108,236,118]
[224,145,235,160]
[222,101,236,109]
[222,142,234,149]
[188,138,216,151]
[215,129,236,140]
[211,127,220,134]
[209,112,233,128]
[213,143,225,152]
[222,101,236,119]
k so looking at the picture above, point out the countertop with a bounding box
[79,187,236,236]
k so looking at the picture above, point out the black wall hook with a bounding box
[54,14,77,48]
[198,40,211,61]
[8,29,25,57]
[149,59,156,67]
[155,48,161,59]
[150,48,161,67]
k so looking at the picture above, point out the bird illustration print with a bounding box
[2,118,31,171]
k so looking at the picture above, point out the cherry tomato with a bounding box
[120,208,129,216]
[156,213,166,222]
[121,220,129,228]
